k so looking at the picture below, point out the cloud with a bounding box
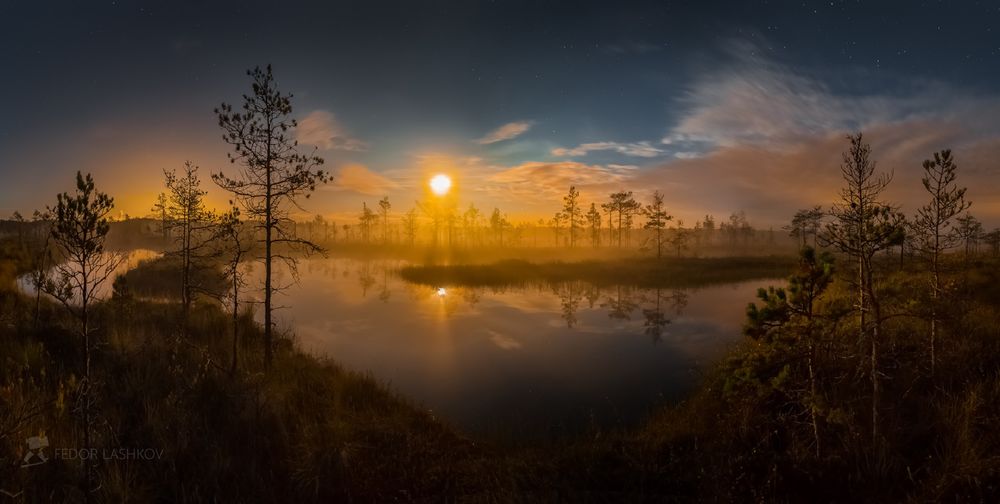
[638,42,1000,226]
[659,42,1000,152]
[639,115,1000,227]
[330,163,398,195]
[296,110,368,151]
[482,161,637,206]
[475,121,534,144]
[552,141,664,158]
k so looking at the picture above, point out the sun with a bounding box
[429,174,452,196]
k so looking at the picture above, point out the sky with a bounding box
[1,0,999,227]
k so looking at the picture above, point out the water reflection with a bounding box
[249,258,777,437]
[642,288,689,344]
[16,249,160,301]
[602,285,639,320]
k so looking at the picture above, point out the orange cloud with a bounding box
[329,163,398,195]
[475,121,534,144]
[296,110,367,151]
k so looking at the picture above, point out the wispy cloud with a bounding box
[641,42,1000,225]
[551,141,664,158]
[296,110,368,151]
[475,121,534,144]
[483,161,637,205]
[329,163,398,195]
[659,42,968,151]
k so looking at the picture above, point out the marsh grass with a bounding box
[3,235,1000,501]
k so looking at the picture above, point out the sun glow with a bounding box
[429,174,452,196]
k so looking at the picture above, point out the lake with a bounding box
[249,258,775,438]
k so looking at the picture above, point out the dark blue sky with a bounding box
[2,0,999,223]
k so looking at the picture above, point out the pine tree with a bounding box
[44,172,126,497]
[378,196,391,244]
[561,186,583,248]
[820,133,903,441]
[586,203,602,248]
[911,149,970,375]
[643,190,672,258]
[213,65,328,367]
[162,161,218,333]
[745,246,835,457]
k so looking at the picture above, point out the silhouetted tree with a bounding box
[44,171,125,497]
[786,206,824,248]
[701,214,716,247]
[213,65,328,367]
[545,211,561,246]
[911,151,970,375]
[359,202,377,244]
[604,191,639,248]
[820,133,903,441]
[462,204,480,246]
[668,220,691,258]
[218,208,250,376]
[955,212,983,258]
[402,207,419,246]
[643,190,672,258]
[311,214,325,242]
[490,208,510,246]
[10,211,25,249]
[378,196,391,244]
[586,203,601,248]
[561,186,583,247]
[27,210,52,327]
[745,246,835,457]
[621,194,642,247]
[725,210,753,249]
[151,192,169,242]
[163,161,218,332]
[984,228,1000,256]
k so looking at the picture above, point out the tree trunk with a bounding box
[264,155,274,368]
[81,263,94,502]
[808,346,821,458]
[231,276,239,376]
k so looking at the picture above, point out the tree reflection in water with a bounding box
[602,285,639,320]
[642,288,689,344]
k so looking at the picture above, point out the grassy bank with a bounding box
[0,241,529,501]
[4,236,1000,501]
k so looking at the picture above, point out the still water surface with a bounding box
[253,258,774,436]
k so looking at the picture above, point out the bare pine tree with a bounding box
[911,149,969,375]
[44,171,126,498]
[378,196,391,244]
[643,190,672,258]
[586,203,602,248]
[561,186,583,248]
[786,206,824,248]
[218,208,251,376]
[403,207,419,246]
[163,161,218,333]
[213,65,328,367]
[820,133,903,441]
[151,191,169,242]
